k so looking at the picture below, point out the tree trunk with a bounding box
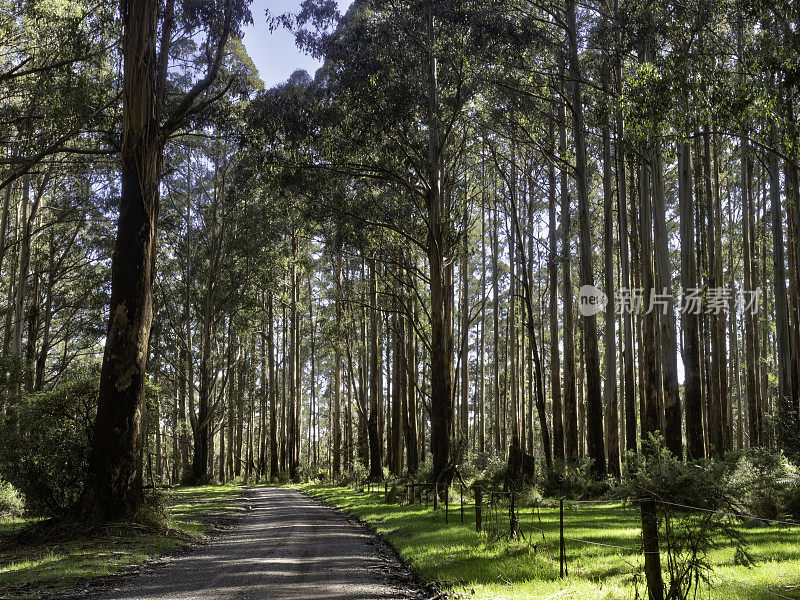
[559,48,578,462]
[80,0,162,518]
[771,122,795,418]
[367,257,383,480]
[548,110,564,463]
[426,2,453,485]
[492,199,501,453]
[479,179,487,453]
[679,132,704,460]
[566,0,605,475]
[459,193,470,443]
[652,143,682,459]
[392,308,405,475]
[332,261,343,477]
[640,142,661,442]
[602,108,621,478]
[405,259,420,473]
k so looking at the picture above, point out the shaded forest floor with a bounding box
[0,485,247,599]
[302,483,800,600]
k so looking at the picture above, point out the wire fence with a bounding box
[347,479,800,599]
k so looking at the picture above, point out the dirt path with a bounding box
[91,487,433,600]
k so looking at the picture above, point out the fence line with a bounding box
[524,523,654,553]
[347,480,800,597]
[654,498,800,528]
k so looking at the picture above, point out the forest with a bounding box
[1,0,800,598]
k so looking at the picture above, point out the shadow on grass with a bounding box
[0,484,245,600]
[301,483,800,600]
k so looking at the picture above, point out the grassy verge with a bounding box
[300,483,800,600]
[0,484,246,599]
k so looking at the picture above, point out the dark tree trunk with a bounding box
[613,5,636,458]
[559,46,578,462]
[652,144,682,459]
[404,259,420,473]
[602,108,621,478]
[80,0,232,518]
[548,110,563,463]
[567,0,605,475]
[679,132,704,460]
[426,3,453,486]
[367,257,383,480]
[80,0,162,519]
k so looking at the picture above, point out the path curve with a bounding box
[91,487,432,600]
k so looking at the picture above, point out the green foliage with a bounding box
[464,451,507,490]
[0,366,164,517]
[772,405,800,467]
[0,369,99,516]
[0,479,25,520]
[333,461,367,486]
[541,458,611,499]
[728,447,800,522]
[0,354,26,394]
[131,490,170,530]
[384,485,399,504]
[624,435,738,510]
[624,436,758,600]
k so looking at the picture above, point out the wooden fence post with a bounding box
[641,498,664,600]
[475,487,482,532]
[510,492,519,538]
[560,498,565,579]
[445,485,449,523]
[460,484,464,524]
[433,483,438,511]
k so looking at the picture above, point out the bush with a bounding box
[0,354,25,394]
[338,460,368,485]
[468,452,507,490]
[0,479,25,519]
[626,436,751,600]
[623,435,740,510]
[773,403,800,465]
[727,447,800,522]
[541,457,611,499]
[385,485,399,504]
[0,369,99,516]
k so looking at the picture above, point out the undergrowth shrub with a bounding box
[0,369,99,516]
[133,488,170,529]
[0,366,160,518]
[541,457,610,499]
[385,485,399,504]
[0,479,25,519]
[339,460,368,485]
[627,435,752,600]
[727,447,800,522]
[624,435,739,509]
[469,451,507,490]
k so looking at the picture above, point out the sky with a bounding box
[241,0,351,89]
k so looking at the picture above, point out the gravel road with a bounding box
[90,487,433,600]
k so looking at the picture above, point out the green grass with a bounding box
[300,483,800,600]
[0,484,246,599]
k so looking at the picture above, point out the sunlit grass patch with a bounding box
[300,483,800,600]
[0,484,245,599]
